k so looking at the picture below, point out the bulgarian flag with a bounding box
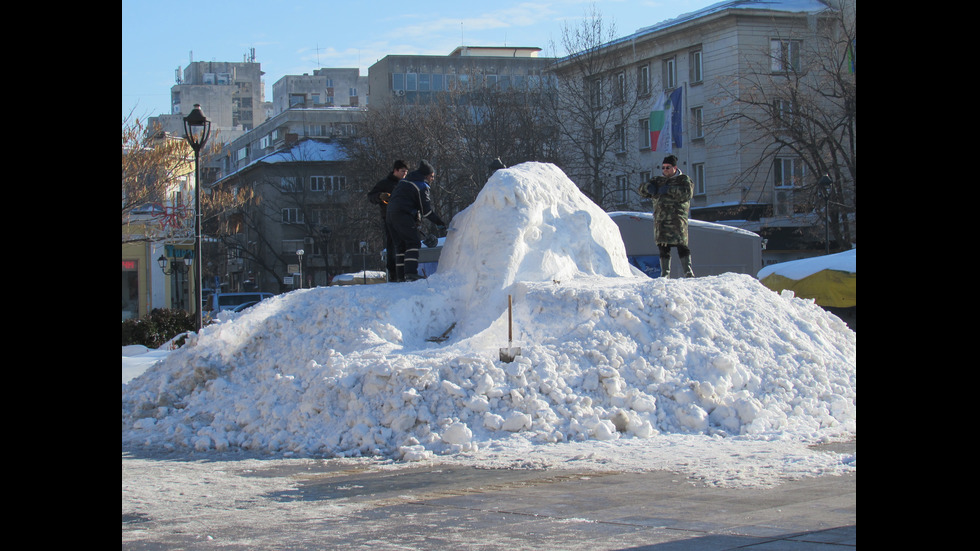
[650,87,683,152]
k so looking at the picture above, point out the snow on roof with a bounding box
[757,248,855,280]
[626,0,833,41]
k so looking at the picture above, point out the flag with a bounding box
[650,88,684,152]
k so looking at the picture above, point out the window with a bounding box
[392,73,405,91]
[690,50,703,83]
[773,98,795,127]
[615,72,626,104]
[326,175,346,192]
[236,146,249,161]
[691,106,704,139]
[637,64,650,96]
[419,74,430,92]
[774,158,804,188]
[310,176,326,192]
[432,74,444,91]
[663,57,676,89]
[289,94,305,107]
[280,176,301,193]
[771,39,801,73]
[282,208,304,224]
[615,175,629,203]
[406,73,417,91]
[638,118,651,149]
[615,123,626,153]
[692,163,706,195]
[590,78,602,108]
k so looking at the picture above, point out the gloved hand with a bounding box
[436,225,447,231]
[657,184,671,195]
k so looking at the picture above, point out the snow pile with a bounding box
[122,162,855,468]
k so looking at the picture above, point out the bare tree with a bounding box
[546,4,647,208]
[707,4,856,249]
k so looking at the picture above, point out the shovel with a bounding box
[499,295,522,362]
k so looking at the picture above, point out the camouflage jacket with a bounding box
[638,171,694,246]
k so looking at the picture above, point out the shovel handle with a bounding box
[508,295,513,343]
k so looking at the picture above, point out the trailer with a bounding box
[412,213,762,279]
[607,211,763,278]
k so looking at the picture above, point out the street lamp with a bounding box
[157,254,193,310]
[817,174,833,255]
[183,104,211,331]
[296,249,304,289]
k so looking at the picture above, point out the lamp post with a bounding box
[183,104,211,331]
[817,174,833,255]
[157,254,193,310]
[296,249,304,289]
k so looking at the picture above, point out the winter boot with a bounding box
[659,256,671,278]
[680,254,695,278]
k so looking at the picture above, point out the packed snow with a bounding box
[122,162,855,487]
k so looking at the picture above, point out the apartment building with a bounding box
[210,106,368,292]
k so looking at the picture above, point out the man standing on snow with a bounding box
[385,160,447,281]
[367,160,409,281]
[638,154,695,278]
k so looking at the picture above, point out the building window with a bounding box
[406,73,418,91]
[774,158,804,188]
[615,72,626,104]
[289,93,305,107]
[773,98,795,127]
[392,73,405,91]
[282,208,304,224]
[326,175,346,192]
[691,106,704,139]
[637,64,650,96]
[615,123,626,153]
[590,78,602,108]
[692,163,706,195]
[663,57,676,89]
[771,39,801,73]
[280,176,301,193]
[638,118,651,149]
[310,176,326,192]
[690,50,703,83]
[615,175,629,204]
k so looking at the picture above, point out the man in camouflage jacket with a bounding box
[638,155,695,278]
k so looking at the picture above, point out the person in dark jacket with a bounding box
[638,154,695,278]
[385,160,447,281]
[367,160,409,280]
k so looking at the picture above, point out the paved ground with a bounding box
[122,441,855,550]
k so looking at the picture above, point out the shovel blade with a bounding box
[499,346,522,362]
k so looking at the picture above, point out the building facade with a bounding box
[272,68,368,114]
[368,46,553,107]
[548,0,854,264]
[210,107,368,292]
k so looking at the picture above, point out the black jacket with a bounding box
[367,173,401,217]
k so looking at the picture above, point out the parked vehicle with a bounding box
[607,212,763,278]
[410,214,762,279]
[205,292,274,314]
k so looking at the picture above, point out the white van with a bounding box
[206,292,274,314]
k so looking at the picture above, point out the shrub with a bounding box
[122,308,195,348]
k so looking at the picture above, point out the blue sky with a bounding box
[122,0,718,119]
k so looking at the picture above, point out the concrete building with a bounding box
[272,68,368,114]
[548,0,855,265]
[368,46,553,106]
[210,106,368,292]
[149,52,271,147]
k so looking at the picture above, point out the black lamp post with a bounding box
[183,104,211,331]
[158,254,193,310]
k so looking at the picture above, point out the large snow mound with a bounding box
[122,162,856,460]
